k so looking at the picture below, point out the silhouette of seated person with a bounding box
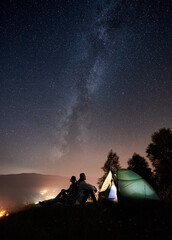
[76,173,97,205]
[39,176,77,206]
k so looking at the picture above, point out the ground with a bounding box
[0,201,172,240]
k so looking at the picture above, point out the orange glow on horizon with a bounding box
[0,210,9,218]
[34,188,59,204]
[40,189,48,195]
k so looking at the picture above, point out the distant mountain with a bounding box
[0,173,69,211]
[0,173,69,189]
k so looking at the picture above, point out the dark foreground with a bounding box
[0,201,172,240]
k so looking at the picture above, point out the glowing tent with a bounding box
[99,169,160,202]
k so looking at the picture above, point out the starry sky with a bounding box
[1,0,172,177]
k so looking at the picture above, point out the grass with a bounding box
[0,201,172,240]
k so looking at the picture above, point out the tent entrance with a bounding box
[99,171,118,202]
[108,181,118,202]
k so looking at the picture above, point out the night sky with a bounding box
[1,0,172,177]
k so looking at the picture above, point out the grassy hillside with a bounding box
[0,201,172,240]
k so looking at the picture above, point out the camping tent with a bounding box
[99,169,160,202]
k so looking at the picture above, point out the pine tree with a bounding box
[146,128,172,198]
[127,153,155,186]
[98,150,121,189]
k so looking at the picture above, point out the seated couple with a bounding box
[39,173,97,206]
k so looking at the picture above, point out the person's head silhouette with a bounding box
[70,176,76,183]
[80,173,86,181]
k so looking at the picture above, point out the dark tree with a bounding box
[127,153,154,186]
[98,150,121,189]
[146,128,172,198]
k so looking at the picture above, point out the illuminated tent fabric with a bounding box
[108,181,118,202]
[100,171,112,192]
[99,169,160,201]
[100,171,118,202]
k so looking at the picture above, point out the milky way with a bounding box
[1,0,172,176]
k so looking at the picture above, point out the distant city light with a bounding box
[35,188,58,204]
[0,210,9,218]
[40,189,48,195]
